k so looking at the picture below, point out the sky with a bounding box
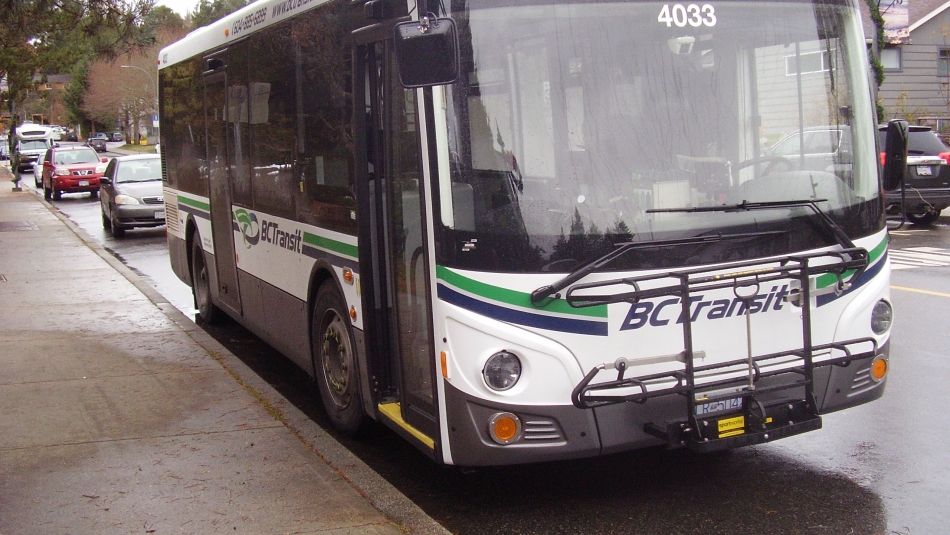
[155,0,200,17]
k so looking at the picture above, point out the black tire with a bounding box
[34,177,40,188]
[53,188,62,200]
[101,208,111,230]
[111,211,126,238]
[190,236,220,323]
[906,211,939,226]
[312,283,364,435]
[90,190,98,199]
[43,183,51,201]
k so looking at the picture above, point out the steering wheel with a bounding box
[734,155,794,175]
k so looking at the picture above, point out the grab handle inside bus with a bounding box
[882,119,908,191]
[393,16,459,88]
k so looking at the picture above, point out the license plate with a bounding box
[917,165,933,176]
[155,210,166,220]
[695,396,743,417]
[78,180,89,186]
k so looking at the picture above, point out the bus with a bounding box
[159,0,901,466]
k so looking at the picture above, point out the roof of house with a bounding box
[861,0,950,40]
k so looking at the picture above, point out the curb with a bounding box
[16,172,450,535]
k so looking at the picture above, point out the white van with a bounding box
[14,125,54,173]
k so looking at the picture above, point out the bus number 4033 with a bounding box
[657,3,717,28]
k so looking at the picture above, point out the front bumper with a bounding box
[52,176,100,193]
[115,204,166,227]
[444,348,887,466]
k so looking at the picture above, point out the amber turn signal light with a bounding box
[870,357,888,382]
[488,412,522,445]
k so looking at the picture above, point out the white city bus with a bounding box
[160,0,898,465]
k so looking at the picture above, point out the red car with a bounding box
[42,146,108,200]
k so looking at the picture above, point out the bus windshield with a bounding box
[437,0,879,272]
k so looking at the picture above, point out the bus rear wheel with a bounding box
[190,237,220,323]
[312,283,364,435]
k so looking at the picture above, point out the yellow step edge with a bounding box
[377,402,435,450]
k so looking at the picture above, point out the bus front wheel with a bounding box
[312,283,364,435]
[190,237,220,323]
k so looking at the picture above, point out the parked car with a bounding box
[0,135,8,161]
[99,154,165,237]
[109,132,125,142]
[33,150,47,188]
[41,145,107,200]
[87,133,108,152]
[878,125,950,226]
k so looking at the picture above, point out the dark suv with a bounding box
[879,125,950,226]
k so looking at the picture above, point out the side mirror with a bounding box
[54,142,60,148]
[882,119,908,191]
[100,176,111,185]
[393,17,459,88]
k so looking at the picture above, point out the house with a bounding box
[862,1,950,123]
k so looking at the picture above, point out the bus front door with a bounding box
[357,38,439,446]
[203,70,242,316]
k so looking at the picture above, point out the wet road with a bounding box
[26,166,950,534]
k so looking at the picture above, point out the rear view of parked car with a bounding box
[879,125,950,225]
[86,133,108,152]
[99,154,165,237]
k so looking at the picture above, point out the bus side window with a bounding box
[248,22,297,219]
[292,8,357,235]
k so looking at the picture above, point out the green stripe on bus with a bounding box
[303,232,358,259]
[436,265,607,318]
[815,235,888,289]
[177,195,210,212]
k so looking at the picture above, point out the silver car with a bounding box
[32,150,47,188]
[99,154,165,237]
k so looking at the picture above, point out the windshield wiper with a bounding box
[530,199,862,306]
[529,231,785,305]
[646,199,856,250]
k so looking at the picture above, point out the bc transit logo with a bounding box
[235,209,260,248]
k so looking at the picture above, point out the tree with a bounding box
[0,0,152,134]
[83,24,185,140]
[189,0,250,28]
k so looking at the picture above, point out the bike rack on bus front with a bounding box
[566,247,876,451]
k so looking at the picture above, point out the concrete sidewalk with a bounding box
[0,165,447,534]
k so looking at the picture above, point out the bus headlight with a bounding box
[871,300,893,334]
[482,351,522,391]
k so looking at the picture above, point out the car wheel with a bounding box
[101,207,112,230]
[52,188,62,200]
[43,183,51,201]
[190,236,220,323]
[312,282,365,435]
[110,211,125,238]
[906,211,939,226]
[34,177,40,188]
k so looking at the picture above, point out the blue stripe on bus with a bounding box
[816,251,888,307]
[177,203,209,219]
[437,284,608,336]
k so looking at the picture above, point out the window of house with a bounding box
[785,50,833,76]
[881,47,902,72]
[939,49,950,77]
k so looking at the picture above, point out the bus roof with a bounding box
[159,0,334,70]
